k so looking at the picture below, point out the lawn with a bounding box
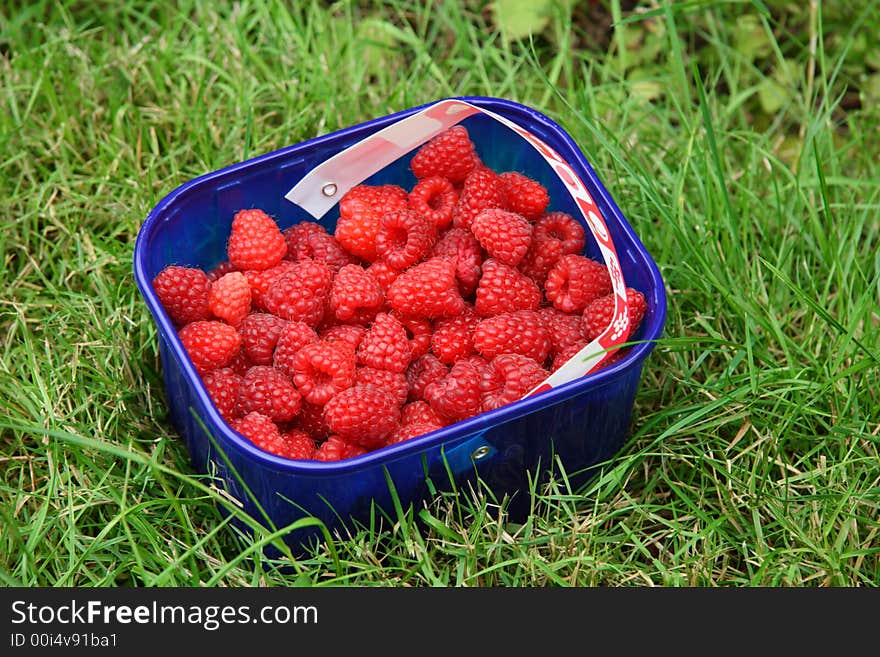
[1,0,878,587]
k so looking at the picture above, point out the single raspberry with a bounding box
[335,184,409,262]
[460,354,495,382]
[424,359,482,422]
[244,260,296,311]
[518,237,564,287]
[236,365,302,423]
[386,257,466,319]
[272,321,319,378]
[499,171,550,220]
[431,227,483,297]
[314,435,367,462]
[280,429,318,460]
[534,212,586,255]
[227,348,253,376]
[283,221,354,272]
[430,306,480,364]
[356,312,413,373]
[375,209,436,270]
[152,265,212,326]
[391,312,432,360]
[551,340,588,372]
[226,209,287,272]
[480,353,549,412]
[330,263,385,325]
[406,353,448,402]
[387,421,442,445]
[231,412,287,457]
[410,125,480,184]
[452,167,507,230]
[295,401,332,442]
[207,271,251,327]
[292,340,357,406]
[320,323,366,352]
[408,176,458,230]
[323,384,401,449]
[581,288,647,342]
[239,312,288,365]
[202,367,243,423]
[474,259,542,317]
[365,260,400,296]
[178,320,242,374]
[470,208,533,267]
[401,400,444,427]
[472,310,551,364]
[537,306,585,357]
[263,259,333,326]
[356,367,409,408]
[545,254,613,313]
[207,260,236,282]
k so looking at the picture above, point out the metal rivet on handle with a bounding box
[322,183,337,197]
[471,445,492,461]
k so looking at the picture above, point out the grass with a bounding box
[1,0,878,587]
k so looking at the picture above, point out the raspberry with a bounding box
[314,435,367,462]
[330,263,385,324]
[581,288,647,342]
[365,260,400,296]
[460,354,495,382]
[472,310,551,364]
[263,259,333,326]
[207,260,236,282]
[226,209,287,272]
[391,312,432,360]
[244,260,296,311]
[410,125,480,184]
[499,172,550,220]
[474,259,542,317]
[152,265,212,326]
[231,412,287,457]
[356,366,409,408]
[236,365,302,423]
[534,212,586,255]
[537,306,585,357]
[202,367,243,423]
[406,353,448,402]
[178,320,242,374]
[518,238,564,287]
[401,400,444,427]
[291,340,357,406]
[480,354,549,412]
[323,384,401,449]
[408,176,458,230]
[320,323,366,352]
[335,184,409,262]
[283,221,354,272]
[240,312,288,365]
[424,359,482,422]
[551,340,588,372]
[544,254,612,313]
[387,421,442,445]
[295,401,332,442]
[430,306,479,364]
[452,167,507,231]
[470,208,533,267]
[272,321,319,378]
[227,348,253,376]
[431,227,483,297]
[375,209,436,270]
[387,257,466,319]
[207,271,251,327]
[357,312,413,373]
[281,429,318,460]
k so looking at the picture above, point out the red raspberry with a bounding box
[320,323,366,352]
[272,321,319,378]
[207,260,236,282]
[534,212,586,255]
[387,257,466,319]
[431,227,483,297]
[244,260,296,311]
[357,312,413,373]
[460,354,495,383]
[231,412,287,457]
[537,307,585,357]
[207,271,251,327]
[202,367,243,423]
[226,209,287,272]
[406,353,448,402]
[430,306,480,364]
[410,125,480,184]
[236,365,302,423]
[178,320,242,374]
[280,429,317,460]
[323,384,401,449]
[401,400,444,427]
[239,312,288,365]
[470,208,533,267]
[452,167,507,231]
[391,312,432,360]
[335,184,409,262]
[551,340,588,372]
[581,288,647,342]
[292,340,357,406]
[474,259,542,317]
[387,421,441,445]
[480,353,549,412]
[356,367,409,408]
[499,172,550,220]
[365,260,400,296]
[152,265,212,326]
[472,310,551,364]
[544,254,612,313]
[518,238,563,287]
[295,401,332,442]
[424,359,482,422]
[263,259,333,326]
[408,176,458,230]
[330,263,385,324]
[227,348,253,376]
[283,221,354,272]
[314,435,367,462]
[375,209,436,270]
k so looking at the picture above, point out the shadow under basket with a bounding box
[133,96,667,555]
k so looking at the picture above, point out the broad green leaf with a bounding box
[491,0,553,42]
[733,14,772,61]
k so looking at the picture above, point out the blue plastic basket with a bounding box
[133,96,667,552]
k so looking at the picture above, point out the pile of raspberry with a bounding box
[152,125,646,462]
